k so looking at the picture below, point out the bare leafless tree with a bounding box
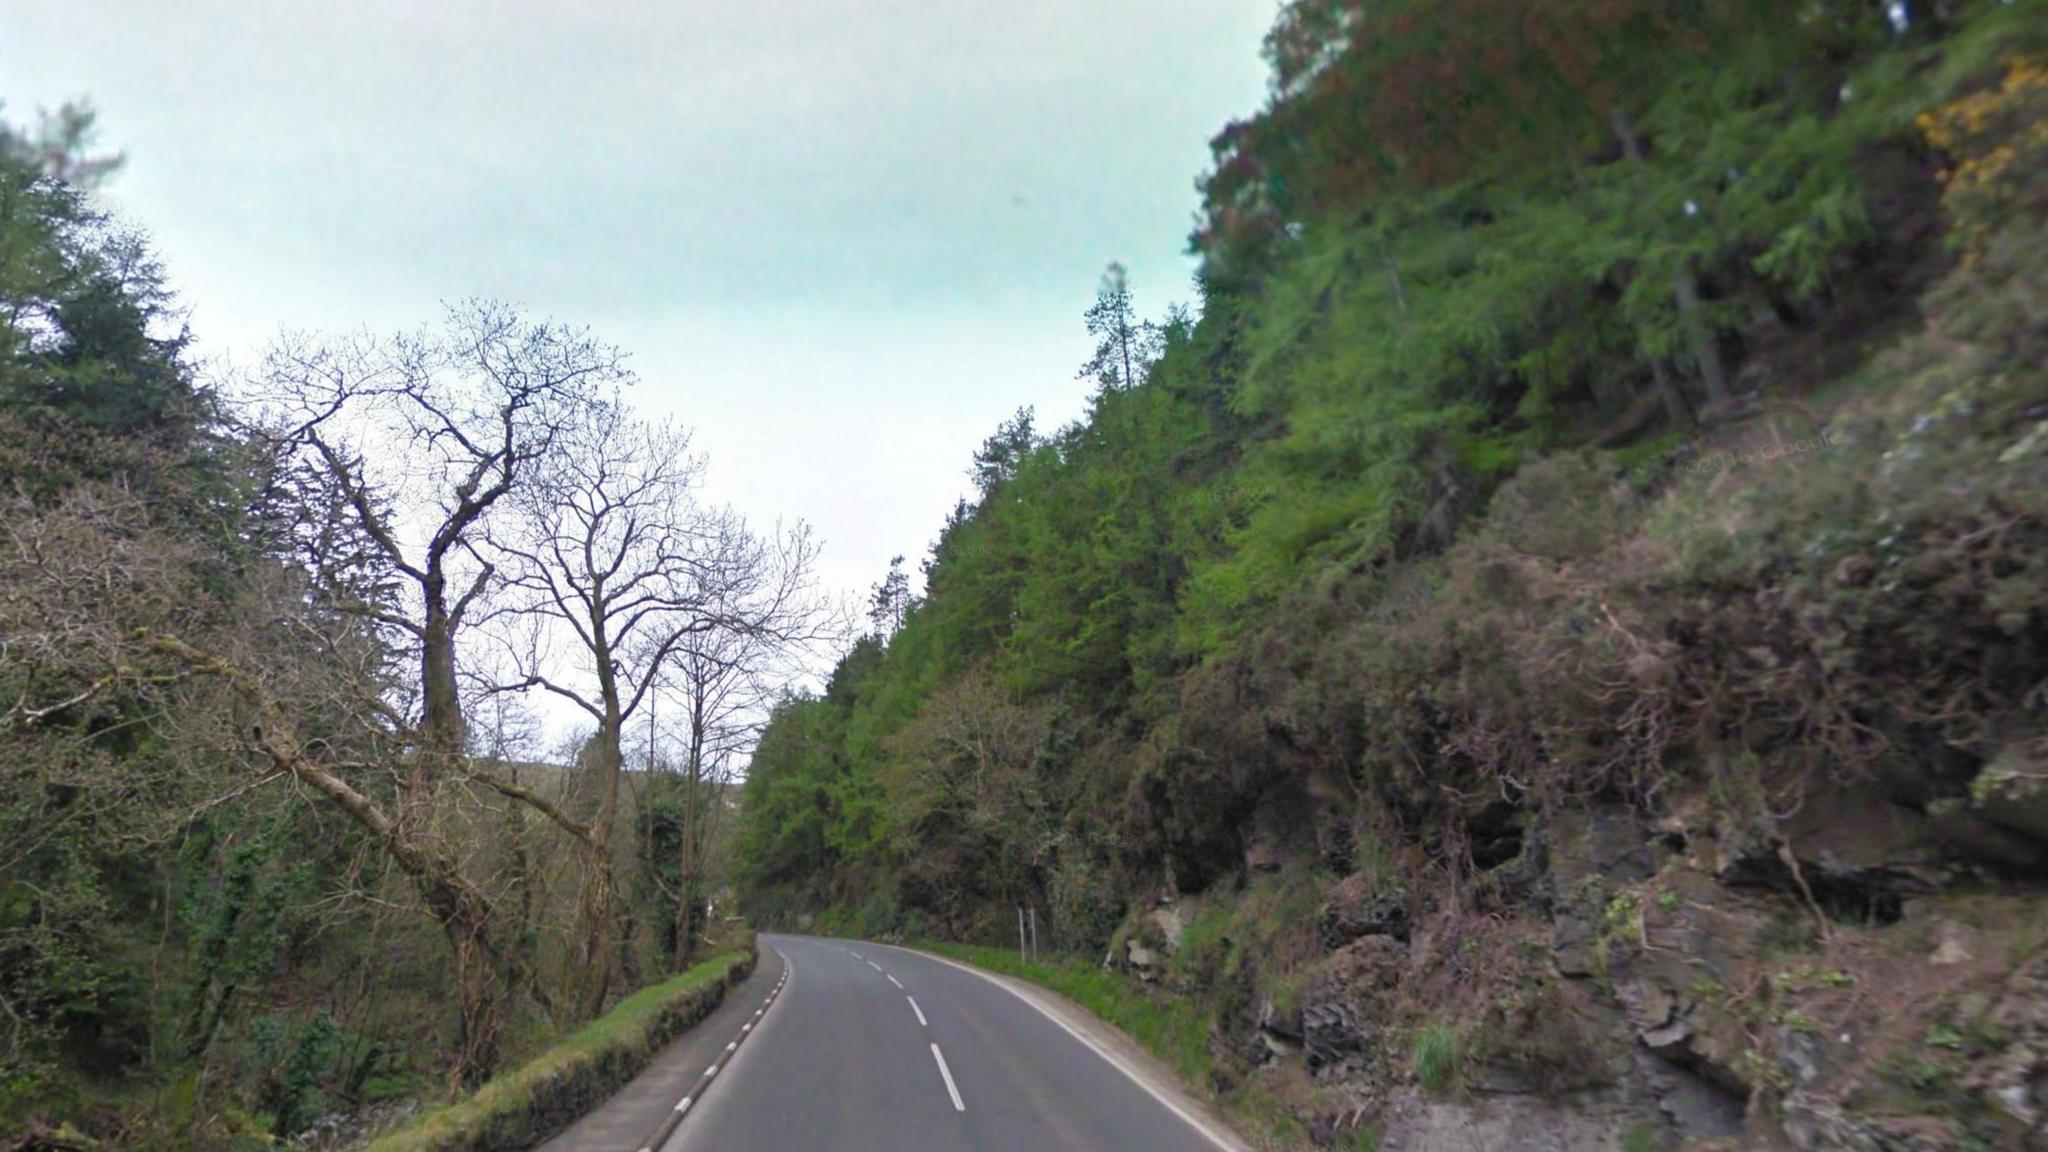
[96,302,633,1080]
[257,301,625,782]
[485,401,830,1011]
[654,627,779,967]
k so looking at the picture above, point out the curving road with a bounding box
[548,933,1248,1152]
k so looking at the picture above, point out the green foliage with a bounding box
[1622,1124,1661,1152]
[268,1012,343,1138]
[364,952,752,1152]
[738,1,2044,962]
[1411,1023,1462,1094]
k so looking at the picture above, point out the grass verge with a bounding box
[365,948,755,1152]
[918,942,1214,1081]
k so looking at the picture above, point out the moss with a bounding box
[365,949,753,1152]
[1621,1123,1661,1152]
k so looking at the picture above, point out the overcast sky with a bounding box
[3,0,1272,687]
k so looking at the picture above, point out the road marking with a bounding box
[930,1043,966,1112]
[886,973,903,989]
[866,960,883,972]
[907,996,927,1027]
[641,946,792,1152]
[877,942,1248,1152]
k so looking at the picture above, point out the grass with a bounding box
[365,950,751,1152]
[1411,1023,1462,1094]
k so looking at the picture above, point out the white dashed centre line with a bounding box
[886,974,903,989]
[930,1043,966,1112]
[907,996,927,1027]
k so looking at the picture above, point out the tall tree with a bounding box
[1077,262,1163,393]
[970,407,1037,501]
[651,626,787,966]
[868,555,914,638]
[490,403,827,1012]
[260,303,623,778]
[0,100,124,186]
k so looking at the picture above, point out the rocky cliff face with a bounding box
[1125,744,2048,1151]
[1107,170,2048,1143]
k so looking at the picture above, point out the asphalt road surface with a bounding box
[605,933,1246,1152]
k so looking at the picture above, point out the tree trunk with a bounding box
[674,868,699,970]
[432,881,507,1088]
[573,715,624,1018]
[675,786,695,971]
[419,577,464,768]
[1670,261,1733,413]
[570,842,616,1017]
[1609,105,1733,416]
[1651,357,1692,428]
[675,713,709,971]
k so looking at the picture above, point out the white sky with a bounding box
[2,0,1275,688]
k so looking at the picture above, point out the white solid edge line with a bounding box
[929,1043,966,1112]
[661,945,793,1138]
[907,996,927,1027]
[876,943,1247,1152]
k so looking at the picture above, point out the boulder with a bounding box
[1715,786,1943,926]
[1972,747,2048,847]
[1302,934,1407,1073]
[1959,955,2048,1149]
[1320,872,1410,949]
[1149,901,1186,951]
[1125,937,1160,981]
[1609,870,1773,1097]
[1928,799,2048,872]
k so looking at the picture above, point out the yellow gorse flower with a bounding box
[1918,55,2048,259]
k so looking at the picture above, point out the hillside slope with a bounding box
[738,4,2048,1147]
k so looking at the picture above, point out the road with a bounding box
[550,933,1249,1152]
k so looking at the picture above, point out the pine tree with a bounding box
[1077,263,1163,393]
[868,555,914,637]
